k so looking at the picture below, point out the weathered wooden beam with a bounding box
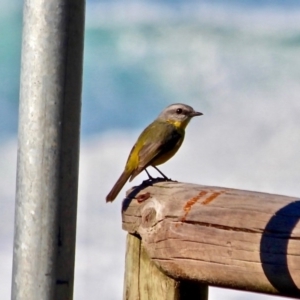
[123,233,208,300]
[122,181,300,298]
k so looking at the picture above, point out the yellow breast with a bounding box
[167,118,190,130]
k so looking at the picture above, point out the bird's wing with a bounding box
[129,122,182,180]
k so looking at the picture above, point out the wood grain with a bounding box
[122,181,300,298]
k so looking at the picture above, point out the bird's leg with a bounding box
[145,169,154,181]
[152,166,170,180]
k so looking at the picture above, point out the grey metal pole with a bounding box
[11,0,85,299]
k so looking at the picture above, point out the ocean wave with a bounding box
[86,1,300,31]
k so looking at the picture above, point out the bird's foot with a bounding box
[152,176,177,183]
[166,177,177,182]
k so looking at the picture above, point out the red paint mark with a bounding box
[201,191,223,205]
[178,190,225,224]
[181,191,208,222]
[136,192,151,203]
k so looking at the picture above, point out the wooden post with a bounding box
[122,181,300,299]
[123,233,208,300]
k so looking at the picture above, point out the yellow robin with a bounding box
[106,103,203,202]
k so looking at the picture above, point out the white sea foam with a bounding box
[74,119,300,299]
[1,117,299,299]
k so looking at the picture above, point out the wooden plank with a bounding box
[123,233,208,300]
[122,182,300,298]
[123,233,141,300]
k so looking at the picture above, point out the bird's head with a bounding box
[157,103,203,129]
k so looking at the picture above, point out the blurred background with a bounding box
[1,0,300,299]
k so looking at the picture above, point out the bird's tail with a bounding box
[106,170,131,202]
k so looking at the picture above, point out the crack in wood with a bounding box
[182,221,300,239]
[184,220,263,233]
[154,257,230,266]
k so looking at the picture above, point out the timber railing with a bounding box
[122,181,300,300]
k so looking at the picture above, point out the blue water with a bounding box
[1,0,300,140]
[0,2,22,140]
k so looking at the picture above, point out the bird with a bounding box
[106,103,203,202]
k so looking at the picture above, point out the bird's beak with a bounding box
[190,111,203,117]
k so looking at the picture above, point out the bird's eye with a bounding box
[176,108,183,114]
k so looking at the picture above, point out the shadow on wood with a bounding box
[260,201,300,297]
[122,181,300,299]
[122,177,170,211]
